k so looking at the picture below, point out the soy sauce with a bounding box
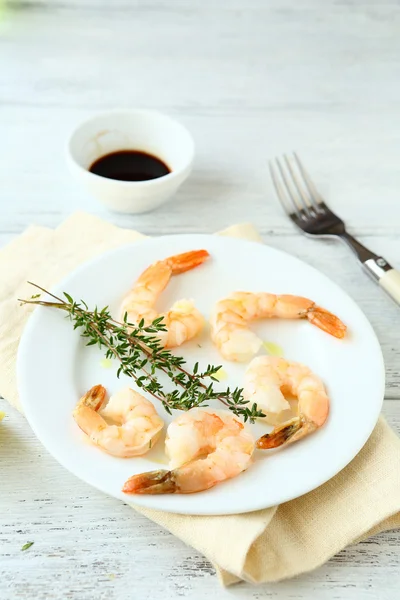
[89,150,170,182]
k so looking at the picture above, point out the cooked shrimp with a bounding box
[73,385,164,458]
[122,408,255,494]
[243,356,329,449]
[121,250,209,348]
[244,356,292,425]
[210,292,346,362]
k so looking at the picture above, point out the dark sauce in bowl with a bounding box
[89,150,171,182]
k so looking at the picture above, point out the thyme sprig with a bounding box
[19,283,265,422]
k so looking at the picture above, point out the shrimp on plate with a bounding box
[122,408,255,494]
[73,385,164,457]
[121,250,209,348]
[242,356,329,449]
[210,291,346,362]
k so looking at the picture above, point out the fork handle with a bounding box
[339,232,400,305]
[364,259,400,305]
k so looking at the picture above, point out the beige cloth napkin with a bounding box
[1,212,400,586]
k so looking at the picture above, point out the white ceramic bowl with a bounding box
[67,110,195,214]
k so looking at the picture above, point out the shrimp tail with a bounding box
[122,469,178,495]
[256,417,302,448]
[166,249,210,275]
[74,384,106,413]
[73,385,108,438]
[307,307,347,339]
[256,415,317,449]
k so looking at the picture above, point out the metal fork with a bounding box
[269,153,400,306]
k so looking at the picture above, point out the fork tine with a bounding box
[293,152,324,212]
[283,154,312,216]
[274,157,305,218]
[268,160,295,216]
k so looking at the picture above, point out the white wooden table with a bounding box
[1,1,400,598]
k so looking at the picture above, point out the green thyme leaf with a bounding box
[18,283,264,422]
[21,542,34,551]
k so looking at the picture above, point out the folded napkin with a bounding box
[1,212,399,585]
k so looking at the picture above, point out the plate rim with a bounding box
[17,233,386,515]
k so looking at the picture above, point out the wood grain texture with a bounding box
[1,400,399,600]
[1,1,400,597]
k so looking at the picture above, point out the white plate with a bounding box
[17,234,385,515]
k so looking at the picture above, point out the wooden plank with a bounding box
[1,102,400,233]
[2,2,400,234]
[0,399,399,599]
